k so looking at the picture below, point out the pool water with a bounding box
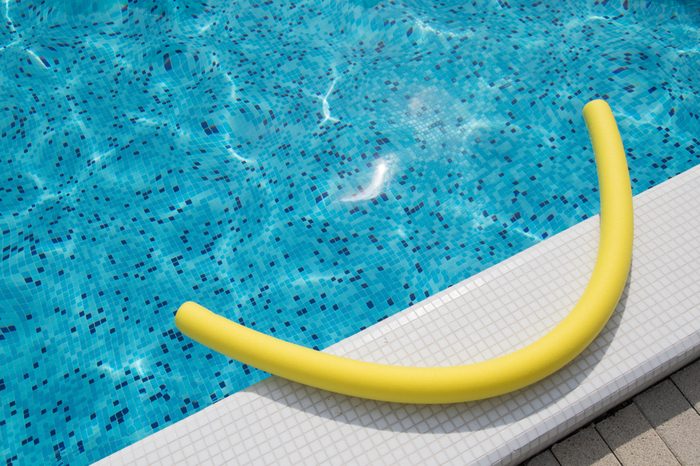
[1,0,698,463]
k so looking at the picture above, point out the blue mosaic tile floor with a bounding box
[0,0,698,464]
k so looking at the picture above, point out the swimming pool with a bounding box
[0,0,698,463]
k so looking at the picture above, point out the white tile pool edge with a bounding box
[97,165,700,466]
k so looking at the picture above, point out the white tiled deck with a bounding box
[97,165,700,466]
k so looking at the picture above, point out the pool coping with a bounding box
[96,164,700,465]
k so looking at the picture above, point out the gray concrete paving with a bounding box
[634,380,700,465]
[671,359,700,414]
[551,426,621,466]
[595,404,678,466]
[525,449,560,466]
[523,358,700,466]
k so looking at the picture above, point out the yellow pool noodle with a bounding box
[175,99,633,404]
